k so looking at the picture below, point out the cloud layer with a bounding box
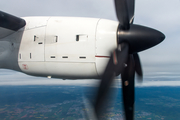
[0,70,180,87]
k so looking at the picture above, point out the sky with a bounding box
[0,0,180,86]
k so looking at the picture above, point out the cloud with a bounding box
[0,0,116,19]
[0,69,100,86]
[0,70,180,87]
[136,81,180,87]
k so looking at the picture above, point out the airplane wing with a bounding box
[0,11,26,39]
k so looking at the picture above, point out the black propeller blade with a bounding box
[133,53,143,81]
[94,43,129,117]
[115,0,135,29]
[121,54,135,120]
[93,0,165,120]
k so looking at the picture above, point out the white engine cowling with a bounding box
[95,19,118,76]
[18,17,118,79]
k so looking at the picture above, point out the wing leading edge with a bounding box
[0,11,26,38]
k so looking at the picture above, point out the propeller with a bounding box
[93,0,165,120]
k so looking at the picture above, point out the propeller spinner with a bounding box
[94,0,165,120]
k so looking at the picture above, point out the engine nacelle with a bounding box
[2,17,118,79]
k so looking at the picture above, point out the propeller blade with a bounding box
[94,43,129,117]
[114,0,135,29]
[133,53,143,81]
[121,55,135,120]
